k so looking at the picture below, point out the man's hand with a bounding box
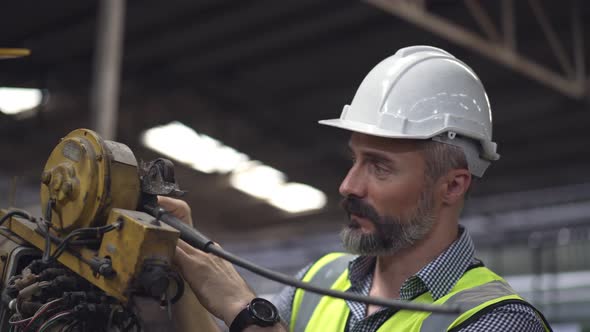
[157,196,193,225]
[157,196,256,326]
[175,239,256,326]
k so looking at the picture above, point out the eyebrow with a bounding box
[347,145,396,165]
[363,151,395,165]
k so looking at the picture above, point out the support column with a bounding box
[91,0,126,140]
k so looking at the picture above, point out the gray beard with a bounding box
[340,189,436,256]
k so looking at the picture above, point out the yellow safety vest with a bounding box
[290,253,551,332]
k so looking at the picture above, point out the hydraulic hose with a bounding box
[143,204,462,315]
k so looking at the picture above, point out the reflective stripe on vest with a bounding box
[291,253,551,332]
[419,280,516,332]
[292,253,354,332]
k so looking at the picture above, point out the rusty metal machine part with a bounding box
[0,49,206,330]
[9,129,183,302]
[2,208,180,303]
[0,248,140,331]
[40,129,140,232]
[0,128,220,331]
[140,158,185,197]
[98,209,180,302]
[2,129,178,301]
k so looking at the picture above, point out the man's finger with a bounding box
[157,196,192,225]
[177,238,202,255]
[174,245,190,267]
[157,196,175,209]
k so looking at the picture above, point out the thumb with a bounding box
[157,196,192,225]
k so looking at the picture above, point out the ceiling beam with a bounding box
[126,0,328,73]
[364,0,588,99]
[160,2,380,76]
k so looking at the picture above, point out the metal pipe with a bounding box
[463,0,500,42]
[364,0,586,99]
[501,0,516,50]
[571,0,586,84]
[528,0,574,77]
[90,0,126,141]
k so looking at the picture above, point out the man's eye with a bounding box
[372,163,390,175]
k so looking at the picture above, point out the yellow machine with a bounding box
[0,48,219,331]
[0,128,214,331]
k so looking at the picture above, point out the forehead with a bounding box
[348,132,423,155]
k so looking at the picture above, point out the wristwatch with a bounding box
[229,298,280,332]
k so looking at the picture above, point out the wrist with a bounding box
[224,297,255,327]
[243,325,285,332]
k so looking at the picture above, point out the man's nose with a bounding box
[339,165,367,198]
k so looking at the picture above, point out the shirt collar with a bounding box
[411,225,475,300]
[347,225,475,301]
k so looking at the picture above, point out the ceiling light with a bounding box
[141,121,248,174]
[0,87,43,115]
[229,162,286,200]
[269,183,327,214]
[142,121,327,214]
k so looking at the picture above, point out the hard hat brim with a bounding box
[318,118,431,140]
[319,118,500,162]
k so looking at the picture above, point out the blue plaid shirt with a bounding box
[275,226,547,331]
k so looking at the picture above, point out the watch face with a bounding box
[250,298,279,324]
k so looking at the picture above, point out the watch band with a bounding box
[229,298,279,332]
[229,307,254,332]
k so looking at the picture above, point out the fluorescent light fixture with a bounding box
[231,169,327,213]
[269,183,327,213]
[141,122,248,174]
[0,87,43,115]
[142,121,327,214]
[229,162,286,200]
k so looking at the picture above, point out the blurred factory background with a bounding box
[1,0,589,330]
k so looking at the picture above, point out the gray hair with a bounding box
[419,140,469,183]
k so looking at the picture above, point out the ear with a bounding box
[441,169,471,205]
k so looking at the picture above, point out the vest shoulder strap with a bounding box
[291,253,355,332]
[419,279,519,332]
[447,298,553,332]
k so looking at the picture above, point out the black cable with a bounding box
[42,200,56,263]
[106,306,118,331]
[42,222,53,263]
[145,204,463,314]
[167,271,185,304]
[0,209,32,226]
[51,230,95,259]
[35,220,60,243]
[68,239,101,246]
[51,223,119,260]
[210,245,461,314]
[51,224,118,259]
[33,220,101,250]
[123,314,139,332]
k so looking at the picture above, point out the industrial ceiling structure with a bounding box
[0,0,589,245]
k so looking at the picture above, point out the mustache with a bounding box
[340,196,381,224]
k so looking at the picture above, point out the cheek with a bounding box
[368,177,425,218]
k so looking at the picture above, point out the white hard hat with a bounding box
[319,45,499,177]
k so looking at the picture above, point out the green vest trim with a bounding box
[290,253,353,332]
[291,253,551,332]
[447,299,552,332]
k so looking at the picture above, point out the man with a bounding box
[164,46,551,331]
